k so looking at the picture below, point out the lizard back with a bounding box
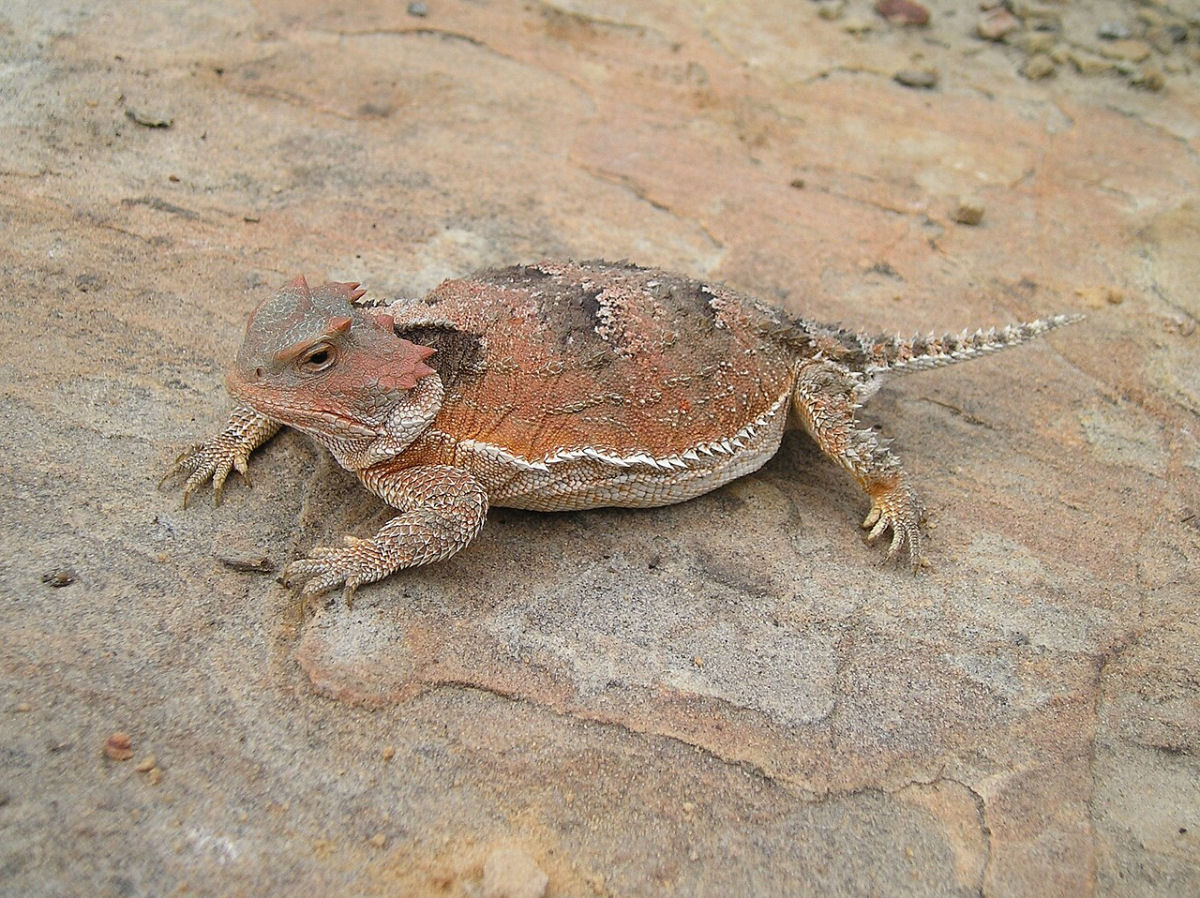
[389,260,797,464]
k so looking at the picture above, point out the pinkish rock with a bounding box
[874,0,929,27]
[977,9,1020,41]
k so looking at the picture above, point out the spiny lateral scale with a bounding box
[165,260,1080,602]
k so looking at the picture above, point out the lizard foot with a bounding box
[862,480,927,572]
[161,439,253,508]
[282,536,385,606]
[161,407,279,507]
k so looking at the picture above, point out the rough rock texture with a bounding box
[1,1,1197,896]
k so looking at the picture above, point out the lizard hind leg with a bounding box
[790,360,926,570]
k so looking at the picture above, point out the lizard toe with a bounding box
[863,480,926,572]
[284,539,388,605]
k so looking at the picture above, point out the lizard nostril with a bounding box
[254,367,264,379]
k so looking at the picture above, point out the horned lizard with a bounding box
[166,261,1078,601]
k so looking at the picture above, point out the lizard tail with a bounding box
[862,313,1083,377]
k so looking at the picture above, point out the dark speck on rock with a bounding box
[894,68,938,89]
[75,273,103,292]
[42,568,77,588]
[124,107,174,128]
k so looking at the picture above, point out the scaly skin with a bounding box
[161,405,279,507]
[165,263,1080,603]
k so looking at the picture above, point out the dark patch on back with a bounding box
[488,263,553,291]
[396,324,485,390]
[562,286,604,348]
[676,279,720,326]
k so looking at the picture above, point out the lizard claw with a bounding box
[282,537,386,607]
[161,407,278,508]
[162,440,253,508]
[862,481,926,572]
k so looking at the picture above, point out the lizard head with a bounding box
[228,276,439,456]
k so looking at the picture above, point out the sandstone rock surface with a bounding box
[1,1,1197,895]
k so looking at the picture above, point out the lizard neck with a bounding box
[314,374,445,471]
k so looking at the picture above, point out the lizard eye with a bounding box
[300,343,336,372]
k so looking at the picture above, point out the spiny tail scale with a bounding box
[862,313,1084,377]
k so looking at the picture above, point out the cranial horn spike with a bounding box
[327,316,352,335]
[329,281,365,301]
[285,275,310,293]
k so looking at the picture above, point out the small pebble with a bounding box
[1133,66,1166,91]
[977,9,1019,41]
[842,17,873,35]
[817,1,845,22]
[1098,39,1152,63]
[1073,286,1124,307]
[1145,27,1180,56]
[407,1,428,16]
[1012,32,1056,55]
[15,702,32,713]
[1097,22,1131,41]
[147,767,163,785]
[104,732,134,761]
[1135,9,1163,28]
[135,755,158,772]
[1020,53,1057,80]
[381,745,396,761]
[953,197,985,226]
[875,0,929,27]
[893,68,938,89]
[1164,315,1197,337]
[1064,50,1113,77]
[368,833,387,848]
[1022,10,1062,33]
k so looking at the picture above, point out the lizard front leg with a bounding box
[162,405,281,507]
[283,463,489,603]
[790,361,926,569]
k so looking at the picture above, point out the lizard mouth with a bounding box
[225,372,379,439]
